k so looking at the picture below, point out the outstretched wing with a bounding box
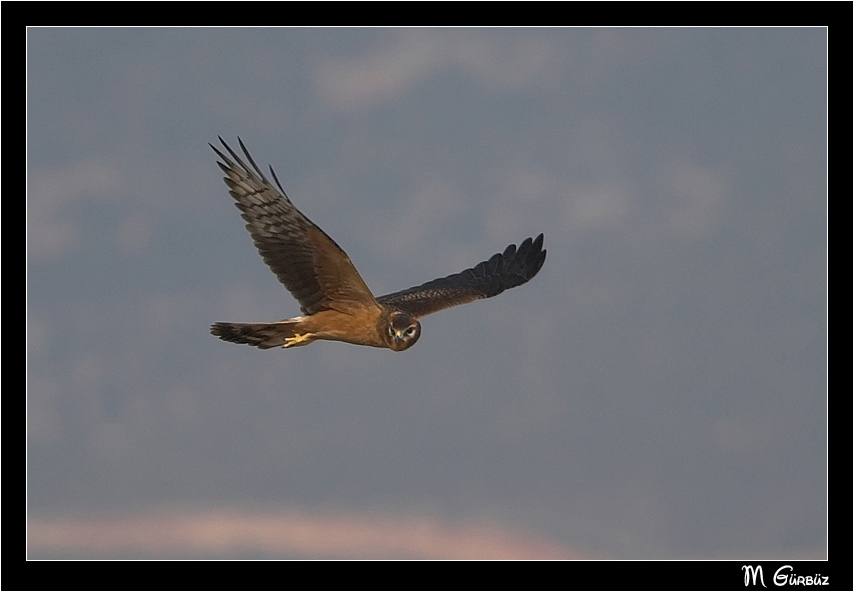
[377,234,546,318]
[212,138,378,315]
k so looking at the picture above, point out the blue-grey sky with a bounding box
[27,28,826,559]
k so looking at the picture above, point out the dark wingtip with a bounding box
[212,137,271,185]
[516,233,545,278]
[487,233,546,292]
[210,139,229,163]
[530,233,546,276]
[213,137,242,165]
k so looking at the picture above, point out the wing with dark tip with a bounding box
[212,138,378,315]
[376,234,546,318]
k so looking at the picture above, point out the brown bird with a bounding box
[210,138,546,352]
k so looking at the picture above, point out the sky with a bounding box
[26,28,826,560]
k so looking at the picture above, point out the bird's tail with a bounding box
[210,321,312,349]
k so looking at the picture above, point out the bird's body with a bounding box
[210,138,545,352]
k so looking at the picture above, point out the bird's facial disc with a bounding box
[387,314,421,351]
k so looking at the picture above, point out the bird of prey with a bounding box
[210,138,546,352]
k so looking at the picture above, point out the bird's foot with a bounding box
[283,333,312,348]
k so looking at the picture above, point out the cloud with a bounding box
[28,161,124,260]
[563,180,632,231]
[315,32,557,111]
[115,215,152,253]
[316,33,440,110]
[28,506,585,559]
[665,162,727,240]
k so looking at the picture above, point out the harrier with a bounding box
[210,138,546,352]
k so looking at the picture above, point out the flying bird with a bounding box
[210,138,546,352]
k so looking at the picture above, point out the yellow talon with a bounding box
[283,333,312,348]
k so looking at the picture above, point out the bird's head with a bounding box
[384,311,421,351]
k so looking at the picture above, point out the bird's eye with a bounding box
[405,327,415,337]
